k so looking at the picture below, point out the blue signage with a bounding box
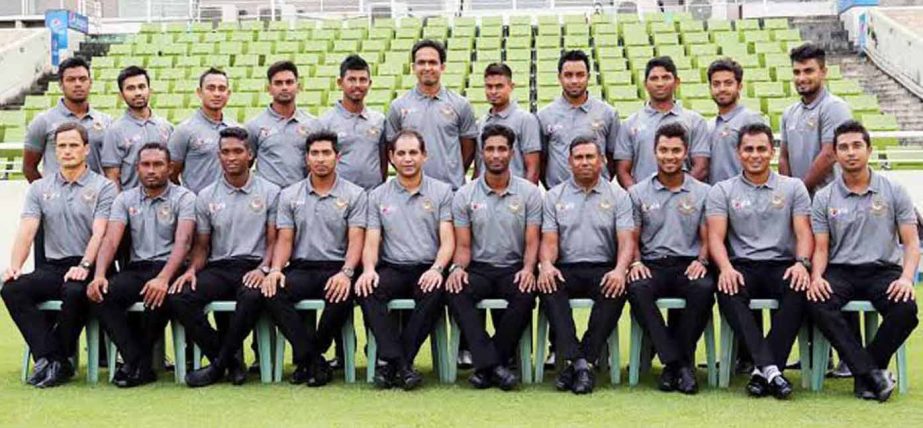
[838,0,879,13]
[45,10,69,67]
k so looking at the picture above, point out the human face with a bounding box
[484,74,513,108]
[338,69,371,104]
[137,148,170,190]
[655,136,687,175]
[569,142,603,183]
[120,74,150,110]
[197,73,231,111]
[218,138,253,176]
[60,66,91,104]
[413,47,444,87]
[558,60,589,99]
[792,59,826,98]
[389,136,426,178]
[482,135,512,175]
[54,129,89,170]
[737,133,774,176]
[269,70,299,105]
[645,66,677,103]
[709,70,741,109]
[307,140,338,178]
[834,132,871,173]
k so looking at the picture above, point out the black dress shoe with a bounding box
[735,358,755,375]
[854,376,875,400]
[328,357,343,371]
[27,358,51,386]
[290,365,310,385]
[555,365,575,391]
[112,364,133,385]
[59,360,75,380]
[544,352,557,370]
[675,366,698,395]
[468,369,492,389]
[571,367,595,395]
[767,375,793,399]
[659,366,677,392]
[373,364,395,389]
[227,361,248,386]
[185,365,225,388]
[746,374,769,397]
[115,367,157,388]
[248,361,261,374]
[35,360,68,388]
[306,358,333,387]
[865,369,896,403]
[491,365,519,391]
[395,366,423,391]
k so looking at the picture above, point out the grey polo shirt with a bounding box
[21,168,116,260]
[613,102,710,183]
[367,175,454,265]
[812,171,917,266]
[453,175,543,267]
[195,174,280,262]
[542,177,634,264]
[168,109,239,194]
[630,173,710,259]
[109,183,196,262]
[247,106,319,189]
[24,99,112,175]
[101,110,174,189]
[706,172,811,261]
[318,101,386,190]
[385,87,479,189]
[708,105,766,184]
[537,95,620,188]
[475,102,542,179]
[781,88,852,187]
[276,175,367,262]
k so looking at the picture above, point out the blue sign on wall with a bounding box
[838,0,879,13]
[45,10,69,67]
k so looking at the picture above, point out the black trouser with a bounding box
[167,259,262,368]
[93,261,171,370]
[717,259,806,370]
[357,263,445,367]
[539,262,627,363]
[627,257,715,367]
[447,262,535,370]
[264,260,353,367]
[809,264,919,376]
[1,257,88,362]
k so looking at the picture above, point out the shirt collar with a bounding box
[802,88,829,111]
[335,100,369,120]
[122,108,159,127]
[717,104,746,123]
[140,182,174,202]
[266,104,309,123]
[488,102,517,119]
[566,176,606,194]
[836,169,881,196]
[557,94,592,112]
[477,174,517,196]
[56,98,96,120]
[740,171,779,189]
[651,173,692,193]
[220,173,254,194]
[305,174,343,198]
[196,108,229,127]
[394,174,429,196]
[55,167,92,187]
[413,86,446,101]
[643,101,683,118]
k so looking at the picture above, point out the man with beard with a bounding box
[706,59,767,184]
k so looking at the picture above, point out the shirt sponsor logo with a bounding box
[92,120,104,132]
[366,126,381,138]
[731,198,752,211]
[192,137,207,149]
[508,197,522,213]
[379,204,395,215]
[259,127,271,139]
[470,202,485,211]
[641,202,660,212]
[828,207,846,218]
[599,199,613,211]
[546,124,563,136]
[400,108,415,119]
[42,191,59,201]
[128,206,141,216]
[208,202,226,214]
[806,115,817,129]
[297,125,310,136]
[591,118,604,131]
[555,202,575,212]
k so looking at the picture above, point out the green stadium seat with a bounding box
[94,95,120,110]
[368,28,393,40]
[117,56,147,68]
[738,97,763,114]
[863,114,900,147]
[763,18,789,30]
[626,46,654,59]
[257,31,283,42]
[248,41,272,55]
[313,29,338,41]
[477,37,502,51]
[172,79,200,95]
[826,65,843,80]
[205,55,231,68]
[684,98,715,113]
[304,40,332,53]
[707,19,733,32]
[237,79,265,93]
[655,45,685,58]
[622,32,650,47]
[678,20,704,33]
[315,65,341,78]
[0,110,27,127]
[843,95,880,114]
[607,85,640,101]
[712,32,741,45]
[749,81,788,98]
[593,23,617,36]
[477,50,502,63]
[153,94,187,109]
[240,21,263,31]
[536,35,560,49]
[677,68,703,83]
[828,79,862,96]
[190,43,216,55]
[226,93,255,108]
[480,25,503,38]
[752,41,783,55]
[595,46,623,59]
[687,44,718,56]
[762,53,790,69]
[148,56,174,69]
[235,55,260,67]
[772,29,801,42]
[653,33,679,45]
[563,36,589,50]
[598,58,628,72]
[299,90,328,107]
[563,14,585,25]
[618,13,640,23]
[679,83,710,99]
[720,43,749,58]
[743,31,772,44]
[564,24,589,37]
[423,26,448,40]
[509,25,533,39]
[93,57,117,69]
[175,33,199,44]
[427,16,448,27]
[681,32,709,45]
[735,55,762,68]
[340,29,367,40]
[649,22,675,34]
[140,23,161,33]
[373,18,396,29]
[735,19,761,31]
[506,49,531,62]
[506,36,532,50]
[23,96,53,110]
[229,32,254,43]
[165,22,187,33]
[160,68,189,81]
[613,100,644,119]
[293,53,322,67]
[590,14,613,25]
[742,67,772,82]
[1,125,25,142]
[600,70,633,87]
[273,41,301,55]
[509,15,532,25]
[395,27,420,39]
[672,56,694,70]
[333,40,360,53]
[538,15,560,26]
[108,44,132,56]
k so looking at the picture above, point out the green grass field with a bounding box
[0,304,921,427]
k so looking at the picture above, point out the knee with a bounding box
[626,279,654,302]
[237,287,264,308]
[0,280,24,303]
[61,281,87,304]
[510,291,536,309]
[889,302,919,327]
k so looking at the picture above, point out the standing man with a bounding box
[355,129,455,390]
[167,127,280,387]
[626,123,714,394]
[808,120,919,402]
[24,57,112,181]
[706,58,767,184]
[101,66,174,191]
[169,68,237,194]
[2,122,116,388]
[614,56,710,189]
[706,123,813,399]
[536,137,635,395]
[261,131,367,387]
[445,124,542,390]
[386,39,478,190]
[779,43,852,193]
[319,55,387,190]
[538,50,620,189]
[87,143,195,387]
[476,63,541,184]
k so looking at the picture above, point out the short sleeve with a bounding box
[779,113,788,148]
[274,189,294,229]
[366,190,382,230]
[457,99,479,139]
[109,192,129,223]
[791,181,812,216]
[347,190,368,228]
[24,114,47,154]
[94,180,118,220]
[705,184,729,217]
[689,116,711,157]
[195,194,212,234]
[613,186,634,231]
[384,102,402,142]
[438,186,453,223]
[525,187,543,226]
[893,183,917,225]
[101,126,123,168]
[245,118,261,153]
[541,191,559,232]
[167,125,190,163]
[520,113,542,154]
[21,184,42,218]
[452,190,470,228]
[612,117,633,160]
[605,107,620,157]
[177,191,197,221]
[820,101,852,145]
[811,190,830,234]
[265,186,281,226]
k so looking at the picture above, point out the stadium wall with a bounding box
[0,28,86,105]
[863,7,923,99]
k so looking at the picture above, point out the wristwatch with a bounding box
[696,257,710,267]
[79,260,92,270]
[259,265,271,275]
[448,264,465,273]
[341,267,355,279]
[796,256,813,271]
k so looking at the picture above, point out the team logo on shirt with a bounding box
[556,202,574,212]
[770,192,786,209]
[591,118,604,131]
[249,196,266,213]
[157,203,174,223]
[731,198,752,211]
[192,137,207,149]
[208,202,225,214]
[870,196,887,216]
[719,125,731,138]
[806,115,817,129]
[366,126,381,138]
[421,198,434,212]
[92,120,104,132]
[400,108,415,119]
[508,197,522,213]
[81,189,98,205]
[334,197,349,211]
[297,125,309,136]
[630,125,644,137]
[440,106,456,120]
[159,126,171,141]
[677,196,696,215]
[128,206,141,216]
[259,127,272,139]
[599,199,613,211]
[470,202,485,211]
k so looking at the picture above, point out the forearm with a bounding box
[23,157,41,183]
[434,243,454,269]
[811,247,829,279]
[524,154,540,184]
[157,227,193,280]
[803,155,835,191]
[900,246,920,281]
[461,138,476,172]
[615,232,634,270]
[690,157,709,182]
[708,237,733,272]
[539,241,559,266]
[104,168,121,192]
[92,235,119,278]
[9,229,34,271]
[778,146,791,176]
[523,234,539,271]
[452,244,471,268]
[360,238,380,272]
[343,230,364,270]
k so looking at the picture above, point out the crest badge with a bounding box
[870,196,887,216]
[440,106,456,119]
[770,192,786,209]
[677,196,696,215]
[297,125,309,136]
[249,197,265,213]
[208,202,225,214]
[92,120,104,132]
[599,199,613,211]
[421,198,434,212]
[157,203,174,223]
[81,189,97,205]
[334,197,349,211]
[508,198,522,213]
[366,126,381,138]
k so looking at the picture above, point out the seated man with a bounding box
[446,124,542,391]
[355,129,454,390]
[707,123,812,399]
[168,127,280,387]
[808,120,919,402]
[2,122,116,388]
[537,137,635,395]
[626,123,714,394]
[88,143,195,387]
[261,131,367,387]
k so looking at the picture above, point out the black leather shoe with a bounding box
[767,375,793,399]
[328,357,343,371]
[854,376,875,400]
[185,365,225,388]
[468,369,492,389]
[676,366,698,395]
[735,358,755,375]
[115,366,157,388]
[866,369,896,403]
[226,360,248,386]
[746,374,769,397]
[59,360,75,380]
[555,365,575,391]
[306,358,333,388]
[35,360,68,388]
[659,366,677,392]
[571,367,595,395]
[290,365,310,385]
[395,366,423,391]
[373,364,395,389]
[27,358,51,386]
[111,362,134,385]
[491,365,519,391]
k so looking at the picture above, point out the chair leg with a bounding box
[798,323,811,390]
[704,315,717,388]
[534,311,548,383]
[21,346,31,383]
[718,314,734,388]
[863,311,879,346]
[171,321,186,384]
[106,335,117,383]
[628,314,642,386]
[811,326,831,392]
[366,328,377,384]
[609,324,620,385]
[432,310,450,383]
[256,315,273,383]
[897,343,909,394]
[519,322,533,384]
[273,327,285,383]
[342,309,356,384]
[447,316,460,383]
[86,317,100,384]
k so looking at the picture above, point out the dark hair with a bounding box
[558,50,590,74]
[339,54,370,78]
[484,62,513,80]
[138,142,171,162]
[266,60,299,81]
[116,66,150,92]
[388,129,427,153]
[654,122,689,150]
[411,39,446,64]
[54,122,88,145]
[737,123,774,148]
[790,43,826,68]
[218,127,250,150]
[707,58,744,84]
[645,56,678,80]
[833,120,871,151]
[199,67,228,88]
[568,136,600,155]
[58,57,91,82]
[305,130,340,154]
[481,124,516,149]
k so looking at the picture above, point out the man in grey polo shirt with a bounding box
[167,127,280,387]
[101,66,173,191]
[261,131,367,387]
[614,56,709,189]
[537,137,635,395]
[779,43,852,193]
[538,50,620,189]
[706,123,813,399]
[169,67,238,194]
[355,129,455,390]
[808,120,919,402]
[446,124,542,391]
[475,63,541,184]
[2,122,116,388]
[626,123,714,394]
[386,39,478,190]
[706,58,767,184]
[247,61,320,189]
[88,143,195,387]
[24,57,112,181]
[318,55,387,190]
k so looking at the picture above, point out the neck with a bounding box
[63,98,89,116]
[200,106,222,122]
[575,175,600,192]
[743,169,771,185]
[657,170,684,190]
[417,83,441,97]
[398,172,423,191]
[143,183,168,199]
[565,91,588,107]
[842,167,871,191]
[60,164,87,183]
[717,101,738,116]
[129,106,152,120]
[271,102,296,118]
[225,170,250,188]
[310,172,336,193]
[341,97,364,114]
[650,99,675,113]
[485,170,511,192]
[490,100,511,114]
